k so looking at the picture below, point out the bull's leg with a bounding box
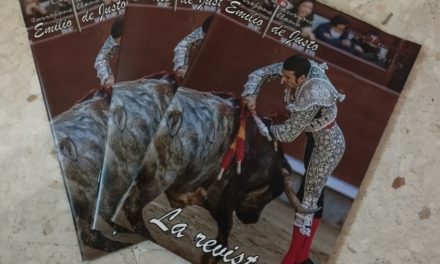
[200,166,252,264]
[74,217,133,258]
[111,176,161,240]
[109,222,137,234]
[214,208,234,247]
[80,228,132,253]
[124,184,159,241]
[67,178,135,255]
[200,208,234,264]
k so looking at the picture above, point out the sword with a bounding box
[173,0,178,11]
[262,0,285,38]
[70,0,82,32]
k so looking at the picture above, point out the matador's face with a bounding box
[281,69,306,90]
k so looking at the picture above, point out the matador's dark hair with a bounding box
[283,55,311,77]
[202,15,215,34]
[111,17,124,39]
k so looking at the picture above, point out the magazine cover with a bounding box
[18,0,421,264]
[91,0,217,237]
[108,0,420,263]
[17,0,141,261]
[18,0,219,261]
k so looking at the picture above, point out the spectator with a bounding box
[260,0,294,14]
[314,14,354,52]
[290,0,316,40]
[354,31,382,63]
[264,0,316,40]
[23,0,47,16]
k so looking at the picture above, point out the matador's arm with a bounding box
[173,27,204,71]
[270,105,320,142]
[241,63,283,97]
[94,36,119,85]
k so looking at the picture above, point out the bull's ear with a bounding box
[112,106,127,131]
[166,110,182,137]
[57,136,78,161]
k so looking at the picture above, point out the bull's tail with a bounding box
[281,157,321,214]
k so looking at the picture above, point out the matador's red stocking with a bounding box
[281,226,307,264]
[297,218,321,263]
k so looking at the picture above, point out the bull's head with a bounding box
[235,184,277,224]
[231,118,319,224]
[234,168,319,224]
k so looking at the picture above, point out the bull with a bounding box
[109,87,313,263]
[52,74,178,258]
[52,90,144,260]
[91,75,176,238]
[53,76,310,262]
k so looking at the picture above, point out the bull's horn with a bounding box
[283,184,321,214]
[237,161,242,174]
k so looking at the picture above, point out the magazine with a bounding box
[18,0,420,262]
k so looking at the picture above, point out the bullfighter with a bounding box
[94,17,124,89]
[242,55,346,264]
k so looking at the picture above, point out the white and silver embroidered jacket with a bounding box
[173,27,204,71]
[94,36,119,85]
[242,60,346,236]
[242,60,345,137]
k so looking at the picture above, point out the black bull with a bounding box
[110,87,306,263]
[52,76,308,262]
[52,90,144,260]
[92,75,176,235]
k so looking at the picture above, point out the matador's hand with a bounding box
[175,66,188,82]
[243,95,257,113]
[104,75,115,89]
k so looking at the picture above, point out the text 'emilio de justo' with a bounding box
[224,0,319,52]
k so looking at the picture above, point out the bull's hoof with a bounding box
[111,209,135,232]
[112,209,156,242]
[82,230,132,253]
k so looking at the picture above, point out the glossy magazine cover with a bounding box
[19,0,134,260]
[18,0,420,263]
[92,0,216,237]
[111,1,420,263]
